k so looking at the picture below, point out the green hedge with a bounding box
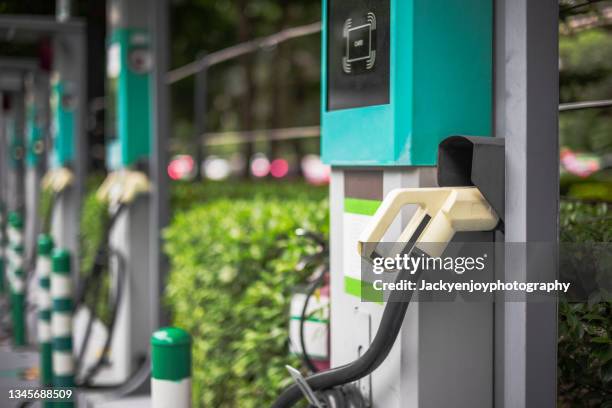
[558,201,612,407]
[171,180,327,212]
[164,191,328,407]
[74,179,609,406]
[78,174,111,323]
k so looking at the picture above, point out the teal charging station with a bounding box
[321,1,495,405]
[106,27,152,170]
[26,100,44,167]
[49,75,75,168]
[321,0,493,165]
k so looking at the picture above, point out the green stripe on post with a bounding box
[53,374,75,408]
[40,342,53,386]
[39,310,51,320]
[53,337,73,351]
[39,277,50,289]
[51,249,71,274]
[52,298,73,312]
[151,327,191,381]
[0,258,4,294]
[37,234,54,255]
[8,211,24,229]
[10,292,26,346]
[344,198,381,216]
[344,276,384,303]
[53,375,75,387]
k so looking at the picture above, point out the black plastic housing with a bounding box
[437,135,505,224]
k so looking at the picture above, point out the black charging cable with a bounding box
[73,204,127,387]
[272,246,427,408]
[299,265,327,374]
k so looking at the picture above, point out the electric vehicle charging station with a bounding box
[72,0,162,391]
[321,1,494,406]
[274,0,559,406]
[0,68,27,216]
[46,19,86,282]
[24,66,49,268]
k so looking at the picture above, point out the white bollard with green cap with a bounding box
[7,211,26,346]
[37,234,54,391]
[151,327,192,408]
[51,248,75,408]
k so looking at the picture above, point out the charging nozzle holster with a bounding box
[41,167,75,193]
[97,169,151,206]
[359,136,505,259]
[358,187,499,259]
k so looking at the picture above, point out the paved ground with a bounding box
[0,344,41,407]
[0,344,152,407]
[0,298,152,408]
[95,396,151,408]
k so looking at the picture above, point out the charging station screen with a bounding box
[327,0,390,111]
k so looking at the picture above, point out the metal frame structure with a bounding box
[495,0,559,406]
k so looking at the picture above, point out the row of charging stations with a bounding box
[0,1,163,404]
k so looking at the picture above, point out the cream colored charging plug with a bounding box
[96,169,151,206]
[357,187,499,259]
[41,167,75,193]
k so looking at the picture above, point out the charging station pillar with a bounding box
[2,87,26,214]
[494,0,559,405]
[96,0,156,385]
[49,21,86,281]
[24,69,49,269]
[323,1,494,406]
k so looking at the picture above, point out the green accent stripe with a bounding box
[39,310,51,320]
[10,292,26,346]
[344,276,383,303]
[53,337,73,351]
[40,342,53,386]
[344,198,381,216]
[290,316,329,324]
[53,299,73,312]
[39,277,50,288]
[289,351,328,360]
[53,374,74,387]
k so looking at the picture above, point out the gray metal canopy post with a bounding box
[150,0,171,329]
[494,0,559,406]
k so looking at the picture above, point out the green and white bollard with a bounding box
[7,211,26,346]
[37,234,55,392]
[51,249,74,407]
[0,255,5,295]
[0,210,5,295]
[151,327,192,408]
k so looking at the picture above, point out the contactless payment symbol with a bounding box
[342,12,377,74]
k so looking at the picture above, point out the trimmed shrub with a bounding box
[164,193,328,407]
[558,201,611,407]
[171,180,327,212]
[78,173,111,323]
